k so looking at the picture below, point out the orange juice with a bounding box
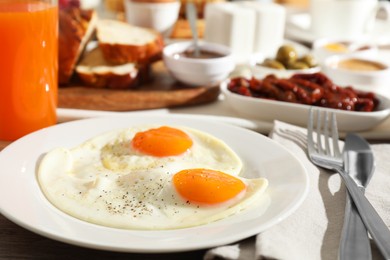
[0,0,58,141]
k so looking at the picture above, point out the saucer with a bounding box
[285,13,390,45]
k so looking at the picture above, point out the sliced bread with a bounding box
[59,7,98,85]
[76,47,149,89]
[97,19,164,64]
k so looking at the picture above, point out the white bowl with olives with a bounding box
[252,41,320,78]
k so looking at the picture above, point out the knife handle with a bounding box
[338,168,390,260]
[339,193,372,260]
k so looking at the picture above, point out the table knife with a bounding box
[339,133,374,260]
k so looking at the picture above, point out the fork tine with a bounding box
[308,108,315,154]
[331,112,342,157]
[323,112,331,156]
[315,109,324,154]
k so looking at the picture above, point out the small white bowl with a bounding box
[163,41,235,86]
[221,78,390,132]
[313,38,377,63]
[322,55,390,90]
[124,0,180,37]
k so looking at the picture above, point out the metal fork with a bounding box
[307,108,390,260]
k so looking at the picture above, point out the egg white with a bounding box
[83,125,242,176]
[37,125,268,230]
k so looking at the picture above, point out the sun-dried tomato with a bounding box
[227,73,379,112]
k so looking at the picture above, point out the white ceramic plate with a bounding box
[285,13,390,45]
[221,79,390,132]
[0,115,309,253]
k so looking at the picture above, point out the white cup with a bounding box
[80,0,101,9]
[124,0,180,37]
[310,0,390,39]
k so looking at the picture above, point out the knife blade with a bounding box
[339,133,375,260]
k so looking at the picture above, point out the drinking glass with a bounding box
[0,0,58,141]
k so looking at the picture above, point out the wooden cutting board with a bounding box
[58,61,220,111]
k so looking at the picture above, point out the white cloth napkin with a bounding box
[204,120,390,260]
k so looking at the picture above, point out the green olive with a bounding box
[287,61,310,70]
[261,58,286,70]
[297,54,317,68]
[276,45,298,66]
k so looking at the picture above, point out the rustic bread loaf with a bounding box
[97,19,164,64]
[76,47,149,89]
[58,8,97,85]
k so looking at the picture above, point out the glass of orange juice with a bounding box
[0,0,58,141]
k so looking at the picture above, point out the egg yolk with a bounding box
[324,43,348,52]
[132,126,193,157]
[173,169,246,205]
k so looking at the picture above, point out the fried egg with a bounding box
[94,125,242,176]
[37,125,268,230]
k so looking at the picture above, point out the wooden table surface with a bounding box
[0,140,210,259]
[0,215,207,260]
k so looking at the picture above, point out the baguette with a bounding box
[76,47,148,89]
[58,8,98,85]
[97,19,164,64]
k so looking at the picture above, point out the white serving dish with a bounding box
[221,79,390,132]
[163,41,234,86]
